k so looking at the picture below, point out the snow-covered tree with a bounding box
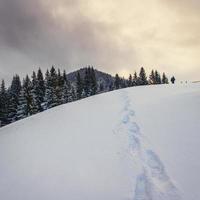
[17,75,33,119]
[155,70,161,84]
[149,70,156,84]
[76,72,83,100]
[162,73,169,84]
[90,67,97,95]
[16,87,28,120]
[7,75,21,123]
[36,68,45,111]
[128,74,133,87]
[133,71,138,86]
[0,80,8,126]
[139,67,148,85]
[44,67,58,109]
[114,74,120,89]
[30,71,40,114]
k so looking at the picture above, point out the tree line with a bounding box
[114,67,171,89]
[0,66,173,127]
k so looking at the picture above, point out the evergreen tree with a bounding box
[109,82,114,91]
[62,70,68,103]
[71,86,76,101]
[7,75,21,123]
[133,71,138,86]
[139,67,148,85]
[83,68,90,97]
[155,70,161,84]
[56,69,64,105]
[99,83,104,92]
[76,72,83,100]
[0,80,8,126]
[44,66,58,108]
[43,70,50,110]
[128,74,133,87]
[120,77,127,88]
[23,75,34,115]
[149,70,156,84]
[30,71,40,114]
[162,73,169,84]
[63,70,68,84]
[62,70,75,103]
[16,87,28,120]
[16,75,34,120]
[36,68,45,111]
[68,85,76,102]
[90,67,97,95]
[114,74,120,89]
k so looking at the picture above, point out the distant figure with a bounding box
[171,76,176,84]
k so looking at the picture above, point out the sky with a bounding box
[0,0,200,83]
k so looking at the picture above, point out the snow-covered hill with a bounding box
[0,83,199,200]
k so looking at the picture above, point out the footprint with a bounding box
[129,110,135,116]
[129,134,140,152]
[122,115,130,124]
[146,150,166,179]
[134,173,152,200]
[129,122,140,134]
[145,150,181,199]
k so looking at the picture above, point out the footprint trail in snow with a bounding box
[117,91,181,200]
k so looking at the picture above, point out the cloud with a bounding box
[0,0,199,83]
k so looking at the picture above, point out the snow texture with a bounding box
[0,83,199,200]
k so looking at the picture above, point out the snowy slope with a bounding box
[0,83,199,200]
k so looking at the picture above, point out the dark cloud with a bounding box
[0,0,137,82]
[0,0,199,82]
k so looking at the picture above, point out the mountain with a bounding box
[67,67,114,91]
[0,83,200,200]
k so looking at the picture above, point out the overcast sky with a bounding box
[0,0,200,83]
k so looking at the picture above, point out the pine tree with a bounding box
[162,73,169,84]
[99,83,104,92]
[62,70,75,103]
[155,70,161,84]
[44,66,58,108]
[43,70,51,110]
[149,70,156,84]
[16,87,28,120]
[56,69,64,105]
[71,86,76,101]
[128,74,133,87]
[17,74,38,119]
[7,75,21,123]
[133,71,138,86]
[109,82,114,91]
[138,67,148,85]
[84,68,90,97]
[30,71,39,114]
[17,75,35,120]
[23,75,33,116]
[36,68,45,111]
[120,77,127,88]
[0,80,8,126]
[90,67,97,95]
[62,70,68,103]
[114,74,120,89]
[76,72,83,100]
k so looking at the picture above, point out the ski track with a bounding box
[117,91,182,200]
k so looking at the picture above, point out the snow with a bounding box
[0,83,199,200]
